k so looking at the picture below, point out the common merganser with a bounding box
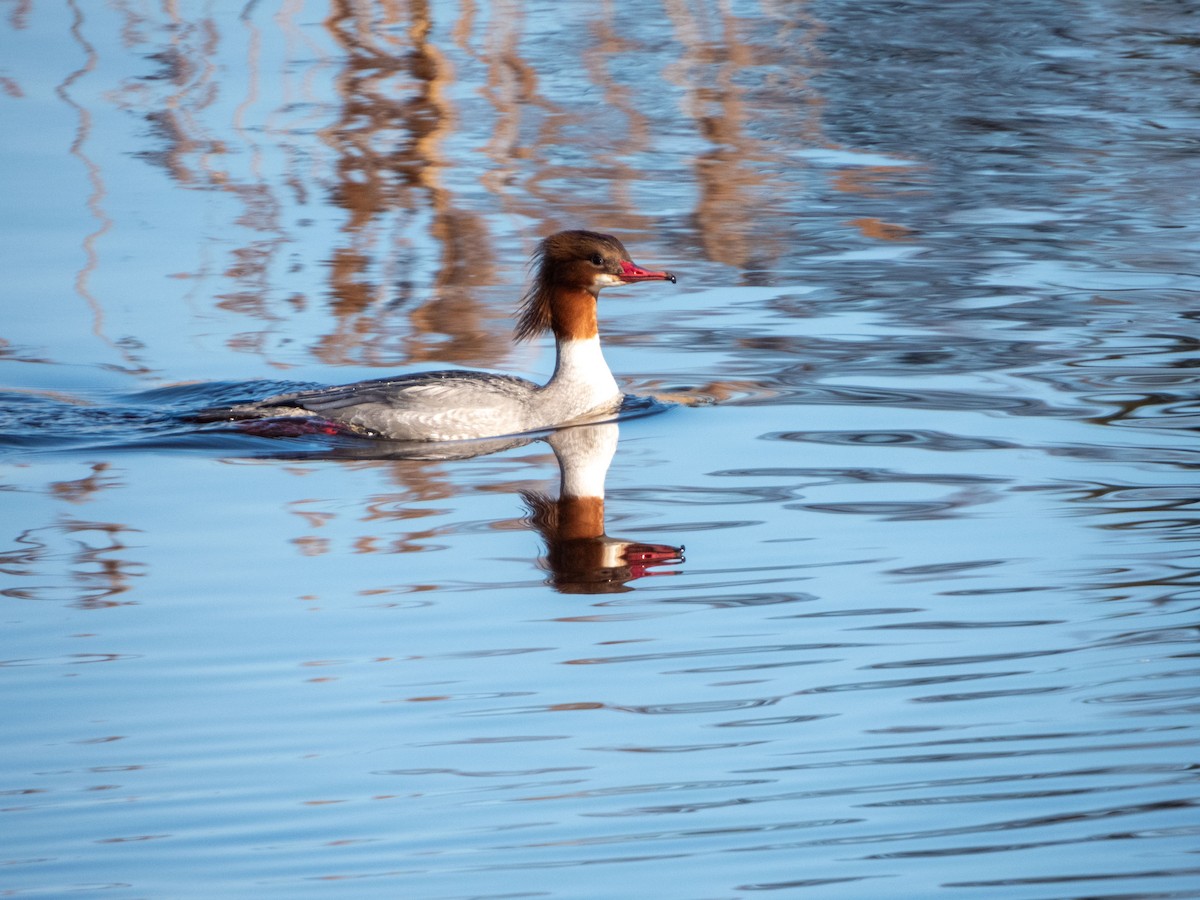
[199,231,676,441]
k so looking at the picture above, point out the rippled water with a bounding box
[3,1,1199,897]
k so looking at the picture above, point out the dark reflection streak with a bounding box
[566,642,870,666]
[1094,623,1200,649]
[609,792,1195,847]
[1085,568,1199,594]
[503,817,861,851]
[823,798,1199,850]
[795,671,1036,696]
[508,801,1200,859]
[861,784,1188,809]
[653,593,814,610]
[711,467,1007,486]
[862,620,1063,630]
[7,1,31,30]
[867,649,1073,669]
[947,864,1200,888]
[55,1,137,372]
[679,660,835,675]
[602,761,1196,815]
[741,736,1199,775]
[521,778,775,800]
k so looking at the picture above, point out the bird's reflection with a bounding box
[522,423,684,594]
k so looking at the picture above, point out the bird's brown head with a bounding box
[514,230,676,342]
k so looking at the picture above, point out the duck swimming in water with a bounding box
[198,231,676,441]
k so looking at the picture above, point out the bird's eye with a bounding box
[590,253,604,267]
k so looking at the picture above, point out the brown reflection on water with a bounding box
[50,463,119,504]
[62,519,143,608]
[319,1,511,370]
[285,457,466,556]
[476,0,544,210]
[667,1,776,268]
[1,519,143,609]
[31,2,818,367]
[468,0,671,242]
[0,462,140,608]
[30,0,933,377]
[100,1,294,330]
[56,0,139,372]
[6,1,30,31]
[663,1,838,271]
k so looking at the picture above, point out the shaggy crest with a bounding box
[514,231,632,342]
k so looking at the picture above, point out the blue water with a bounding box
[2,1,1199,897]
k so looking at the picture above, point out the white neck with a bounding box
[539,336,621,417]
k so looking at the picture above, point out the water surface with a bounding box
[2,1,1199,897]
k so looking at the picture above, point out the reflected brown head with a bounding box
[514,230,675,342]
[521,489,686,594]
